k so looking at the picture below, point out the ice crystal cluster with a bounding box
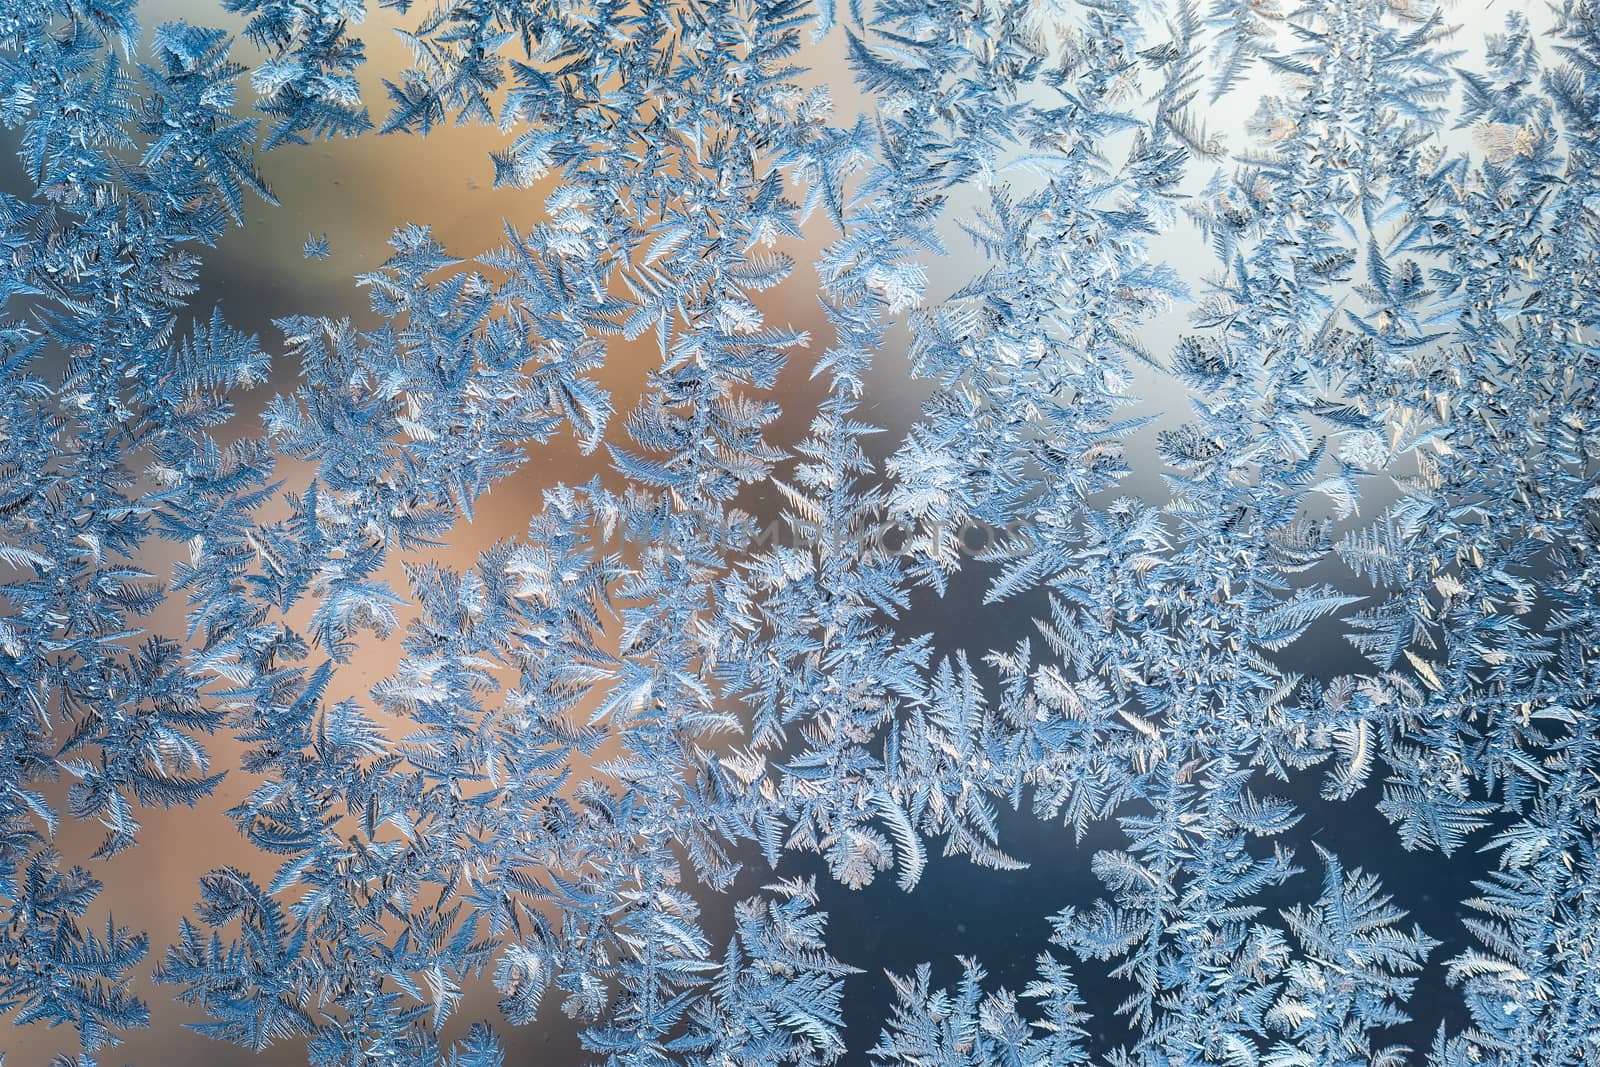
[2,0,1599,1063]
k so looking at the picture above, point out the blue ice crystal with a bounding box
[2,0,1598,1063]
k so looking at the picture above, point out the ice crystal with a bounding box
[2,0,1598,1063]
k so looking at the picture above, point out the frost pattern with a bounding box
[2,0,1599,1064]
